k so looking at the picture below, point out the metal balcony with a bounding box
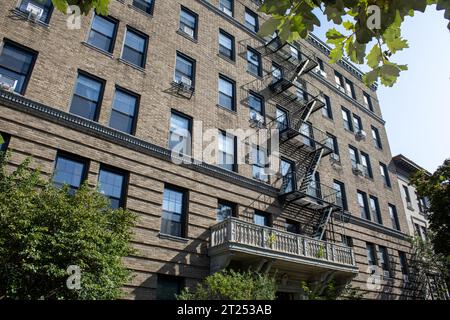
[279,173,342,210]
[209,218,358,275]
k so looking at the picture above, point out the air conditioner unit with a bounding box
[330,153,340,162]
[26,3,43,22]
[353,164,365,176]
[355,130,367,140]
[382,270,391,278]
[249,110,265,127]
[178,76,192,90]
[0,74,18,92]
[181,25,194,38]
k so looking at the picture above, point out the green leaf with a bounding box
[258,17,283,37]
[363,68,379,86]
[343,21,354,31]
[367,44,382,69]
[329,43,344,63]
[386,38,409,53]
[51,0,68,12]
[0,134,4,145]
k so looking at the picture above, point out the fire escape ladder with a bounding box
[313,206,334,240]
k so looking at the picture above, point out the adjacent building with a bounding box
[0,0,418,299]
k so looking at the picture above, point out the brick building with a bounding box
[0,0,415,299]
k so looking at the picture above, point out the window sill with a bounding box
[11,8,50,28]
[217,53,236,65]
[406,205,414,211]
[216,104,237,115]
[118,58,146,73]
[127,4,154,18]
[158,233,189,243]
[321,114,334,122]
[81,42,114,59]
[176,29,198,43]
[246,70,263,79]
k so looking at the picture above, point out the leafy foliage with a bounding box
[410,159,450,260]
[300,280,365,300]
[51,0,109,15]
[258,0,450,87]
[177,270,277,300]
[0,152,135,299]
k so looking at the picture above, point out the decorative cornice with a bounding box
[0,90,278,196]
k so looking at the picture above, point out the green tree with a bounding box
[51,0,109,15]
[410,159,450,259]
[257,0,450,87]
[0,152,136,299]
[177,270,277,300]
[300,280,365,300]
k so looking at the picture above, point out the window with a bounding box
[0,133,10,151]
[286,219,300,234]
[248,92,264,120]
[219,0,233,16]
[156,275,182,300]
[161,186,187,238]
[132,0,154,15]
[342,235,353,247]
[369,196,382,224]
[403,185,412,208]
[317,58,325,71]
[87,14,117,53]
[388,204,400,231]
[121,28,148,68]
[349,145,359,168]
[19,0,53,23]
[357,191,370,220]
[110,88,139,134]
[280,159,295,194]
[169,111,192,156]
[0,40,37,94]
[174,53,195,86]
[218,131,235,171]
[353,114,363,132]
[380,162,391,187]
[254,211,271,227]
[69,72,104,121]
[244,8,258,32]
[363,92,374,111]
[247,47,262,77]
[217,200,236,222]
[276,107,288,131]
[272,63,283,83]
[98,166,127,209]
[345,79,356,99]
[252,145,268,182]
[321,95,333,119]
[300,122,314,148]
[398,251,409,275]
[379,246,390,273]
[218,75,235,111]
[327,133,339,156]
[53,153,88,192]
[414,223,422,237]
[219,30,235,60]
[360,152,373,178]
[333,180,347,210]
[366,243,377,267]
[371,126,382,149]
[334,71,344,88]
[289,44,300,61]
[417,195,428,213]
[179,7,198,39]
[341,107,353,131]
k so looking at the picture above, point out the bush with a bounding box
[0,153,135,299]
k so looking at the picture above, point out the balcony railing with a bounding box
[210,218,356,268]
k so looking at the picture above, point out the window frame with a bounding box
[156,274,183,300]
[69,70,106,122]
[218,29,235,61]
[363,92,374,111]
[244,7,259,32]
[218,130,237,172]
[246,47,262,77]
[333,179,348,211]
[132,0,155,16]
[379,162,391,187]
[348,145,360,167]
[352,113,363,132]
[121,26,149,69]
[179,6,199,40]
[371,126,382,149]
[285,219,300,234]
[0,39,38,95]
[360,151,373,178]
[168,109,193,156]
[341,107,353,132]
[321,94,333,119]
[254,210,272,227]
[109,85,140,135]
[218,74,236,111]
[174,51,196,88]
[388,203,400,231]
[366,242,377,267]
[52,151,89,191]
[219,0,234,17]
[98,164,129,209]
[86,13,119,54]
[18,0,54,24]
[357,190,370,220]
[369,195,382,224]
[160,184,189,238]
[216,199,237,222]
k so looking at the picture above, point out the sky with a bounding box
[311,6,450,172]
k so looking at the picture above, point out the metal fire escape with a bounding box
[241,35,346,242]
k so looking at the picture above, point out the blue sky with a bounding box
[312,6,450,172]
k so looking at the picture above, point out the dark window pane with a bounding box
[70,95,98,120]
[110,90,137,134]
[219,32,233,59]
[157,275,182,300]
[87,15,116,52]
[254,211,269,227]
[70,74,103,120]
[132,0,153,14]
[161,187,185,237]
[53,155,86,191]
[122,30,147,67]
[0,42,36,94]
[217,201,234,222]
[180,8,197,38]
[98,168,125,209]
[169,112,191,155]
[218,77,234,110]
[174,54,194,83]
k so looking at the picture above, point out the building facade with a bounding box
[0,0,415,299]
[392,154,430,240]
